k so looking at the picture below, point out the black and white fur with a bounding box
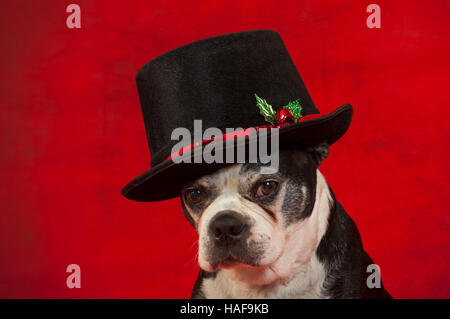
[181,144,391,298]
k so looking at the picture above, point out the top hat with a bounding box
[121,30,353,202]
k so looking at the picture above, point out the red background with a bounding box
[1,0,449,298]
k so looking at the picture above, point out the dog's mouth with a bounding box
[203,234,271,272]
[209,250,261,271]
[217,256,239,269]
[209,254,239,270]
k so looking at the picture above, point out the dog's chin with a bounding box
[222,264,285,285]
[199,257,286,286]
[217,258,241,269]
[199,256,252,273]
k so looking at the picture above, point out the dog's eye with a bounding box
[184,188,203,204]
[256,181,278,197]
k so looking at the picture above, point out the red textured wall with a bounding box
[0,0,449,298]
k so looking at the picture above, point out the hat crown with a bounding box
[135,30,319,166]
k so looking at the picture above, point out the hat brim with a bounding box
[121,103,353,202]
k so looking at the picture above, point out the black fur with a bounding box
[192,270,216,299]
[316,191,391,298]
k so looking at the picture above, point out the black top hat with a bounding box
[122,30,352,202]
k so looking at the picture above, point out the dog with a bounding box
[180,143,392,298]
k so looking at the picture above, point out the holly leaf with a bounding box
[283,99,303,121]
[255,94,276,125]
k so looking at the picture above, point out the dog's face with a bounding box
[180,144,331,285]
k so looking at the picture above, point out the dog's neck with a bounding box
[201,170,333,298]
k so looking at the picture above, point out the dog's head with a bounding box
[180,143,332,285]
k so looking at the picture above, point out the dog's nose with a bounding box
[209,211,247,244]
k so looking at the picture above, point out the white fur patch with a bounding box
[201,170,332,298]
[197,164,284,273]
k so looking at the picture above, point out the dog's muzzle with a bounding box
[209,211,249,246]
[206,210,255,267]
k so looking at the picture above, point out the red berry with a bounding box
[275,109,295,126]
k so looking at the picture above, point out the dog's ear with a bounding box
[306,141,329,167]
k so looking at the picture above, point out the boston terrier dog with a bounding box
[120,30,391,299]
[180,143,391,299]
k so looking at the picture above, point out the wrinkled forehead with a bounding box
[192,148,312,190]
[195,164,242,190]
[194,162,282,190]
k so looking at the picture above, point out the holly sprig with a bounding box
[255,94,303,124]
